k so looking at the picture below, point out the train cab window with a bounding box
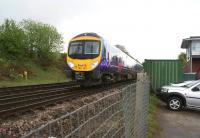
[68,40,100,59]
[69,42,83,55]
[84,41,100,54]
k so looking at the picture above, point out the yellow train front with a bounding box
[65,32,142,86]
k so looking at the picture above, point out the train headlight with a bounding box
[67,62,74,68]
[91,61,98,69]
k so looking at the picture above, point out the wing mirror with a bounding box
[192,87,200,92]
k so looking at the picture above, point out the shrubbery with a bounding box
[0,19,64,80]
[0,19,63,66]
[0,19,26,61]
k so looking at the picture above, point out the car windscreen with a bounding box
[68,40,100,59]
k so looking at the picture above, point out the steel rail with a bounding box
[0,88,80,110]
[0,85,79,102]
[0,81,76,94]
[0,81,133,117]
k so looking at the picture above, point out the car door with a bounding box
[185,84,200,108]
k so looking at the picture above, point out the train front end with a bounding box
[65,33,102,85]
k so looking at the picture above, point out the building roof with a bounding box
[181,36,200,49]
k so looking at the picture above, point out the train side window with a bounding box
[119,57,122,63]
[104,41,109,59]
[103,46,106,57]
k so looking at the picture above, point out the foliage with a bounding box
[148,94,159,138]
[22,20,63,66]
[0,19,64,80]
[0,19,63,65]
[0,19,26,60]
[178,52,187,67]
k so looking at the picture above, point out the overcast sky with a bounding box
[1,0,200,62]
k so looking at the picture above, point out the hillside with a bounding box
[0,60,69,87]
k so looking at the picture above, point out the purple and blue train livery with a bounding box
[65,32,142,86]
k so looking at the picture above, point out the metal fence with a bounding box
[134,73,150,138]
[22,73,150,138]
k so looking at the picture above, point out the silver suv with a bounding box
[157,80,200,111]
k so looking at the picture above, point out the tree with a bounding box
[0,19,26,60]
[178,52,187,66]
[22,20,63,66]
[0,19,63,67]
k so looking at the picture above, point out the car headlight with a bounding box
[67,62,74,68]
[161,88,168,93]
[91,61,98,69]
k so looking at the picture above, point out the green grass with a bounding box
[0,63,69,87]
[148,94,159,138]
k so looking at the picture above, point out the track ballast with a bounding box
[0,81,133,118]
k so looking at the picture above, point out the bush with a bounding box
[0,19,64,80]
[0,19,27,61]
[22,20,63,66]
[0,19,63,66]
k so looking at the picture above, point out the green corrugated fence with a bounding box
[143,59,183,91]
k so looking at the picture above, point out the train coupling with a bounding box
[75,72,85,80]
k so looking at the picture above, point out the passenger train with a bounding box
[65,33,142,86]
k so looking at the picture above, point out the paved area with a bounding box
[156,100,200,138]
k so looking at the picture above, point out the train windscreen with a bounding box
[68,40,100,59]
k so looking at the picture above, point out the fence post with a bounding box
[134,73,150,138]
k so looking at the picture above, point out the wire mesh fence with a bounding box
[134,73,150,138]
[22,73,150,138]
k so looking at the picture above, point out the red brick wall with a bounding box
[183,60,200,73]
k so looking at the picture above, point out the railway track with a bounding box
[0,81,77,94]
[0,81,133,118]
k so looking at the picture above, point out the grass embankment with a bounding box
[0,62,69,87]
[148,94,159,138]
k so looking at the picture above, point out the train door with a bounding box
[104,40,110,64]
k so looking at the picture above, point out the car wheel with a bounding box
[168,97,182,111]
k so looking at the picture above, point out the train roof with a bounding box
[72,32,101,39]
[114,45,142,65]
[71,32,142,65]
